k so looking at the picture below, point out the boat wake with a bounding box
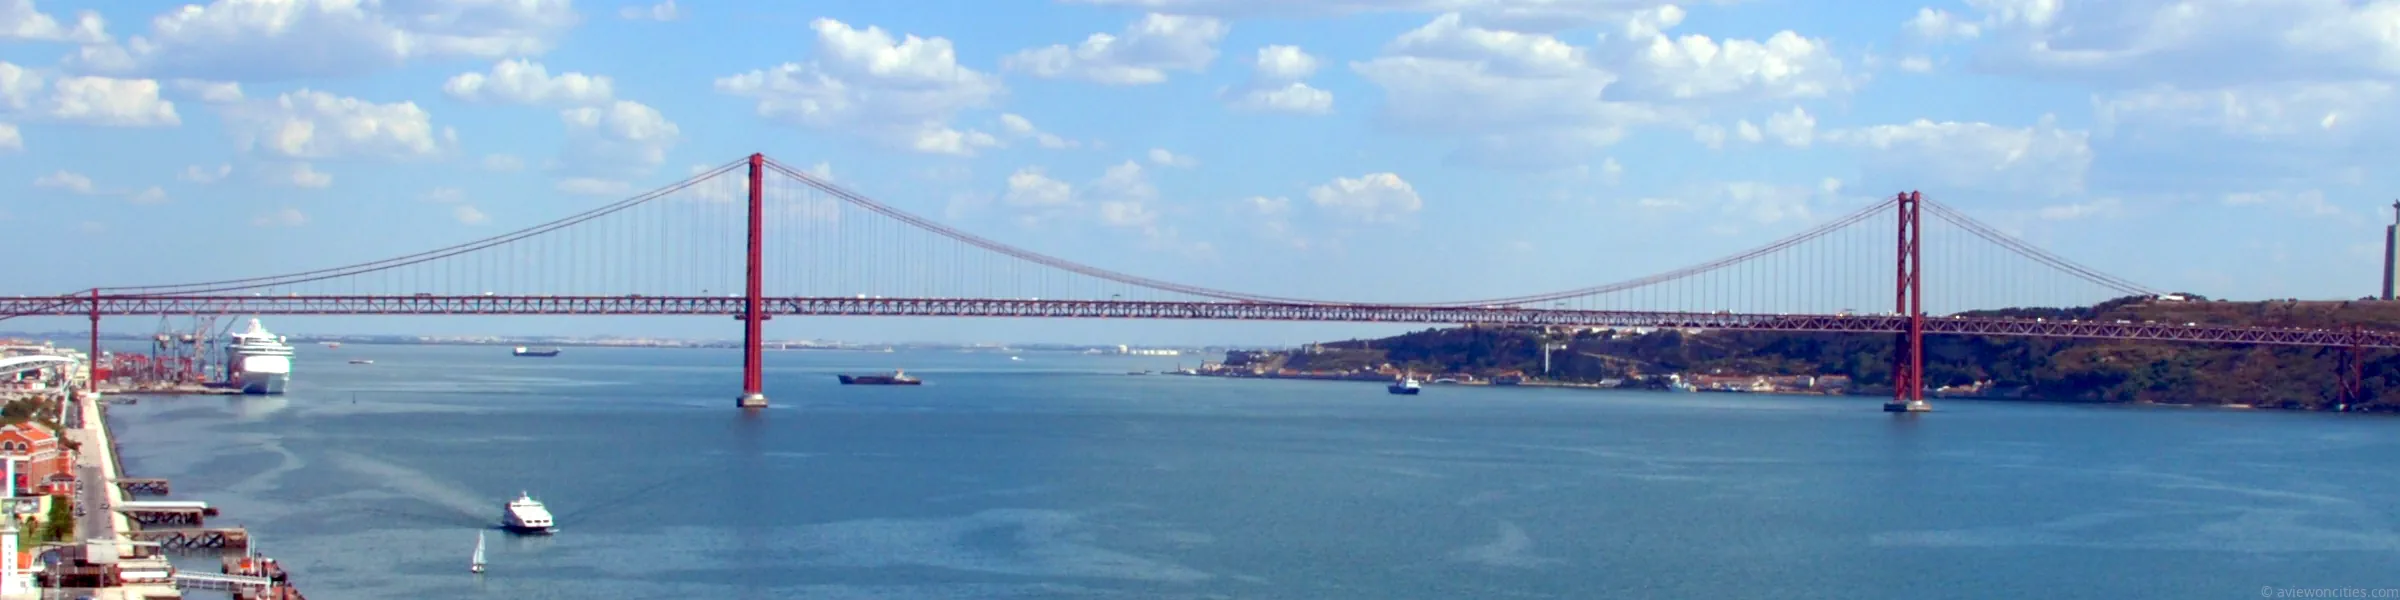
[326,450,493,526]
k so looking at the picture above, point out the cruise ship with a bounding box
[225,318,293,395]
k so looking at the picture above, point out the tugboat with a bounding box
[500,491,555,534]
[838,370,923,385]
[1387,376,1422,395]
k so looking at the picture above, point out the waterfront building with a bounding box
[0,424,67,496]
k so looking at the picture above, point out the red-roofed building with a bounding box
[0,422,70,497]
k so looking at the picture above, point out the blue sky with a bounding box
[1,0,2393,345]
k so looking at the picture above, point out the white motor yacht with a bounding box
[500,491,554,534]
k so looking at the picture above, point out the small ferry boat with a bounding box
[838,370,922,385]
[512,346,561,357]
[500,491,555,534]
[347,359,373,365]
[1388,377,1422,395]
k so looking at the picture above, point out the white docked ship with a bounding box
[500,491,554,534]
[225,318,293,395]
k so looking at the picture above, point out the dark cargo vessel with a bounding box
[838,370,922,385]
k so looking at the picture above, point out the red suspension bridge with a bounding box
[3,153,2389,412]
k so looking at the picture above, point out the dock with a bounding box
[117,501,217,527]
[95,383,245,396]
[126,528,250,550]
[57,387,304,598]
[117,478,171,496]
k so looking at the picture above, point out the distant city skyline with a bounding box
[4,1,2395,344]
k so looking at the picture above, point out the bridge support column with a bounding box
[2335,342,2364,411]
[736,153,771,409]
[1886,191,1932,413]
[86,288,99,393]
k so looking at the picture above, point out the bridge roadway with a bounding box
[3,294,2393,350]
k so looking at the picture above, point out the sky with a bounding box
[1,0,2396,346]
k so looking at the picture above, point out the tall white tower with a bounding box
[0,459,26,599]
[2383,200,2399,300]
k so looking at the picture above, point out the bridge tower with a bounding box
[1886,191,1932,413]
[735,153,771,409]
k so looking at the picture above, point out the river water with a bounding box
[107,344,2400,599]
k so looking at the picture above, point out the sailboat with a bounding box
[470,531,486,574]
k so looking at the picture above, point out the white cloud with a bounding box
[251,207,306,228]
[44,76,179,126]
[558,100,679,176]
[716,18,1003,156]
[1058,0,1682,31]
[556,177,632,197]
[1229,82,1334,114]
[1246,195,1291,216]
[1003,13,1229,85]
[1255,44,1319,80]
[128,186,167,205]
[1349,10,1844,167]
[1599,157,1623,185]
[426,187,464,203]
[1711,181,1818,224]
[178,163,230,183]
[452,204,489,225]
[1763,106,1814,147]
[482,154,525,171]
[1601,7,1853,102]
[1351,15,1656,166]
[1826,115,2092,197]
[0,0,106,44]
[0,62,34,110]
[1002,167,1073,207]
[171,79,243,104]
[1088,161,1161,228]
[33,169,93,194]
[1227,45,1334,114]
[1955,0,2400,86]
[1897,56,1935,73]
[225,90,452,160]
[998,113,1077,149]
[0,63,181,127]
[990,162,1182,245]
[69,0,576,82]
[620,0,680,21]
[1919,0,2400,194]
[1308,172,1423,222]
[1148,148,1197,167]
[265,162,332,188]
[1693,123,1727,149]
[2038,197,2122,221]
[444,59,614,107]
[1905,8,1980,42]
[0,122,17,151]
[2093,83,2385,141]
[2224,190,2344,218]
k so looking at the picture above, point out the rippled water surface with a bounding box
[109,344,2400,599]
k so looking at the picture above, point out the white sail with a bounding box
[471,531,486,573]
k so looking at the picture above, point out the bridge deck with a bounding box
[7,295,2392,349]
